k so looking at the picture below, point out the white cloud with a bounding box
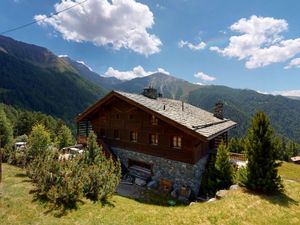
[273,90,300,97]
[105,66,170,80]
[194,82,204,86]
[35,0,161,56]
[284,57,300,69]
[210,15,300,69]
[194,71,216,81]
[257,90,300,97]
[178,40,206,50]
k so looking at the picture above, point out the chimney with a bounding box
[182,101,184,111]
[142,87,158,99]
[214,102,224,120]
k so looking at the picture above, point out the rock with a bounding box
[147,180,158,189]
[178,195,189,204]
[171,189,178,198]
[135,178,146,186]
[179,185,191,199]
[230,184,239,190]
[207,198,216,202]
[215,190,228,199]
[189,202,196,206]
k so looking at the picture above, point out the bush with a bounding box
[82,132,121,201]
[27,131,121,210]
[28,149,83,210]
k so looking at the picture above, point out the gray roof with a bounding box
[115,91,237,140]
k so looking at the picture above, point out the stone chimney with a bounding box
[214,102,224,120]
[142,87,158,99]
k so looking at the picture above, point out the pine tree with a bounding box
[85,131,103,165]
[0,109,13,148]
[245,112,283,193]
[27,124,51,159]
[56,125,74,149]
[215,142,233,189]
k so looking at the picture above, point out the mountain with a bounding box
[0,35,107,123]
[61,56,123,89]
[113,72,200,99]
[1,35,300,143]
[104,74,300,143]
[286,96,300,101]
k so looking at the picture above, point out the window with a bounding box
[150,115,158,125]
[100,128,105,137]
[129,114,134,120]
[114,129,120,140]
[171,136,182,148]
[116,114,120,119]
[130,131,138,142]
[149,134,158,145]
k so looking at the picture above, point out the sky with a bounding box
[1,0,300,96]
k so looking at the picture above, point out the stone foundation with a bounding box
[111,147,208,194]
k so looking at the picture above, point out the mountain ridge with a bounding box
[1,35,300,143]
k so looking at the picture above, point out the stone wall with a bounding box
[111,147,208,194]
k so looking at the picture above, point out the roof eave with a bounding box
[206,123,237,140]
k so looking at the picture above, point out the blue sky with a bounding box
[1,0,300,96]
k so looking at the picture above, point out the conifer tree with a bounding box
[0,109,13,148]
[245,112,283,193]
[56,125,74,149]
[27,124,51,159]
[215,142,233,189]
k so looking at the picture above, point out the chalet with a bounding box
[76,88,237,194]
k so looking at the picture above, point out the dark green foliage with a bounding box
[276,137,299,161]
[228,137,246,153]
[0,109,13,148]
[82,132,121,201]
[56,125,74,149]
[188,86,300,143]
[0,103,71,139]
[244,112,283,193]
[200,155,218,196]
[0,35,106,124]
[215,142,233,189]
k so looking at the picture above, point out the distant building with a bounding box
[15,142,27,151]
[290,156,300,164]
[76,88,237,194]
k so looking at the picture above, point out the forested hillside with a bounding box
[0,35,106,123]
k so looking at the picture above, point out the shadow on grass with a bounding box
[31,191,84,218]
[14,173,27,178]
[243,189,299,207]
[122,190,187,207]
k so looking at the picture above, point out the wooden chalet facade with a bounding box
[76,88,236,194]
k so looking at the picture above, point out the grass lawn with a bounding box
[0,162,299,225]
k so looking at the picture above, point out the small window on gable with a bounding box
[114,129,120,140]
[129,114,134,120]
[100,128,106,137]
[149,134,158,145]
[116,114,120,119]
[171,136,182,149]
[150,115,158,125]
[130,131,138,142]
